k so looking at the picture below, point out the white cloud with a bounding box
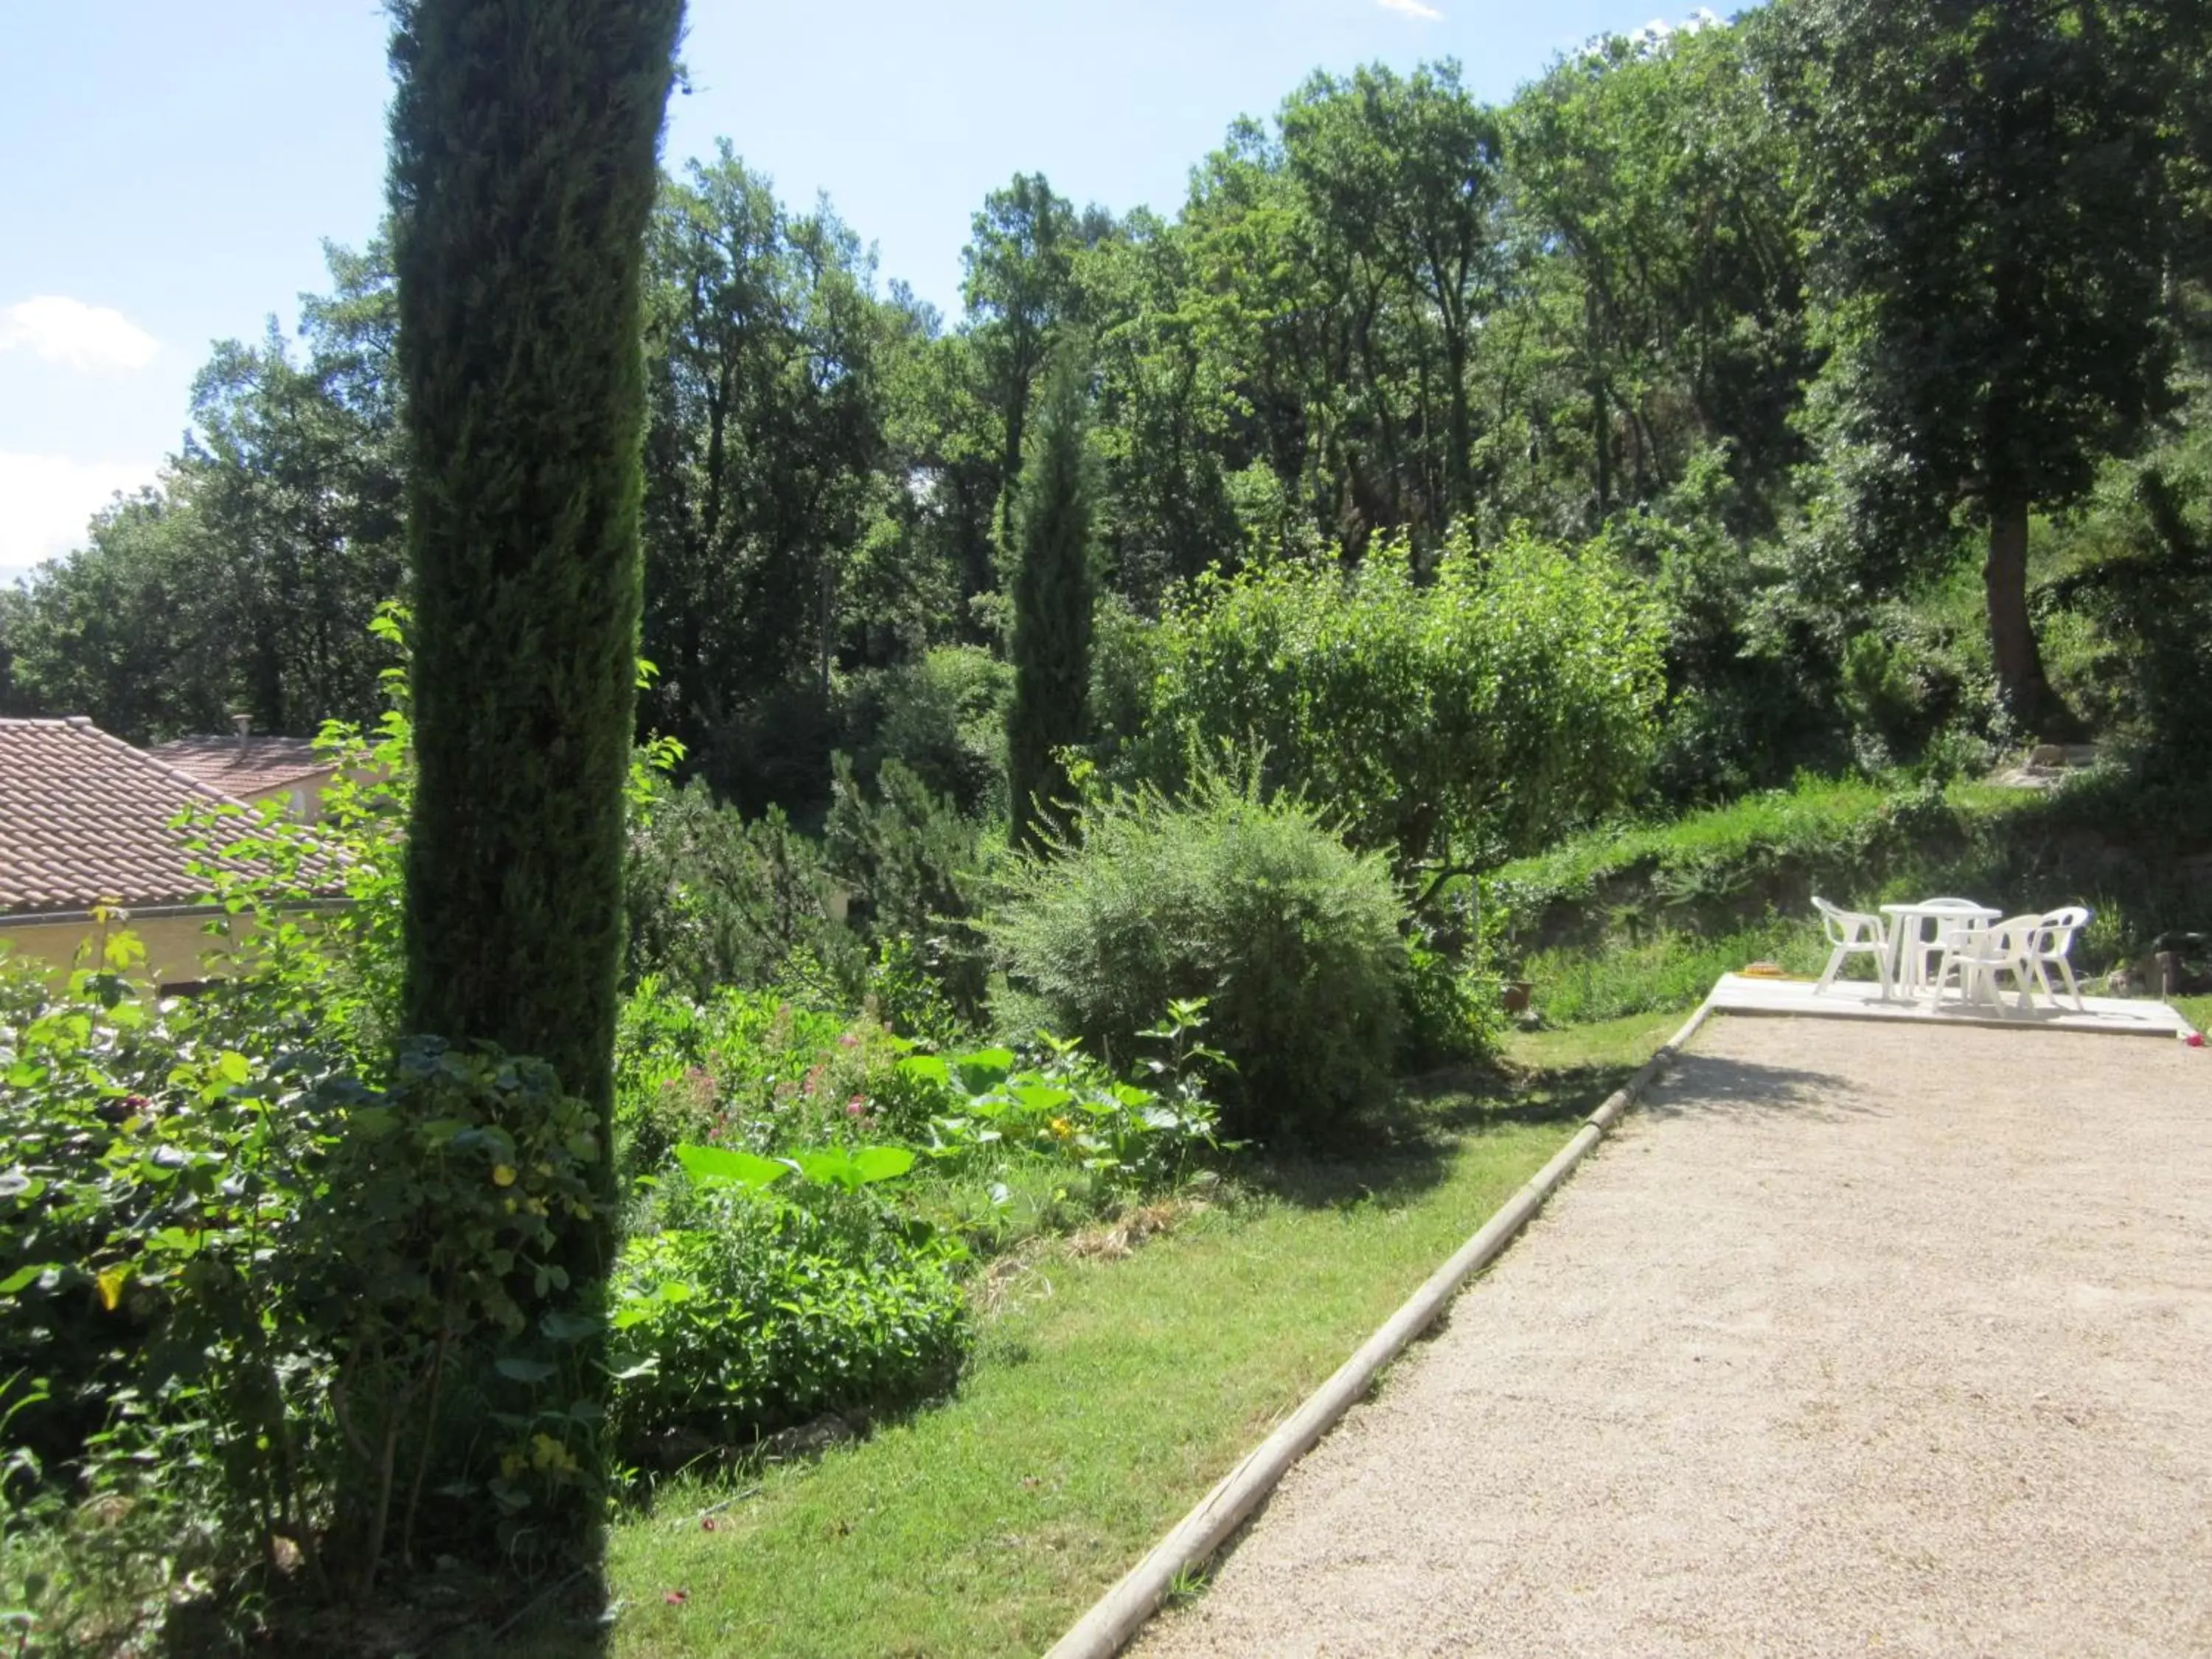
[0,452,162,575]
[1635,9,1719,44]
[1376,0,1444,19]
[0,296,160,374]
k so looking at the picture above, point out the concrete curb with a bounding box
[1041,998,1717,1659]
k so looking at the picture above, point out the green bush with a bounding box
[0,950,610,1593]
[843,645,1012,819]
[1398,931,1504,1071]
[624,774,862,998]
[610,1184,967,1463]
[885,1004,1227,1192]
[824,754,992,1016]
[983,765,1406,1144]
[1096,526,1666,885]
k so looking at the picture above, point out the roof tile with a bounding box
[150,734,335,797]
[0,718,288,917]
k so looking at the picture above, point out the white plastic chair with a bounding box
[1813,897,1892,998]
[1896,897,1993,993]
[1932,914,2043,1014]
[2025,905,2092,1011]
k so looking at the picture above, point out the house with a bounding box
[150,722,346,824]
[0,717,288,990]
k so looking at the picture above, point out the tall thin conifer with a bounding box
[1006,349,1096,850]
[389,0,682,1263]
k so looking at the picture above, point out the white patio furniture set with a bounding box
[1812,895,2091,1015]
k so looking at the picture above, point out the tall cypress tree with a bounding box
[388,0,681,1244]
[1007,349,1096,850]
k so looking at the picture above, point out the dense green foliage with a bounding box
[625,773,860,1002]
[985,766,1407,1142]
[388,0,683,1354]
[1006,349,1097,849]
[611,1170,969,1464]
[1099,528,1665,884]
[0,954,611,1594]
[1773,0,2200,734]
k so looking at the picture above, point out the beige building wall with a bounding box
[0,911,239,990]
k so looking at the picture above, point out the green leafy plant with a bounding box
[608,1164,966,1463]
[888,999,1228,1189]
[0,947,608,1601]
[984,761,1407,1143]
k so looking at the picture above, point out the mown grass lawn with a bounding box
[508,1017,1671,1658]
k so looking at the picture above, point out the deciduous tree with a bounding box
[1773,0,2185,734]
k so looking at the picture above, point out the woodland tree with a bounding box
[1774,0,2185,734]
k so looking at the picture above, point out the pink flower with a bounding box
[846,1099,868,1118]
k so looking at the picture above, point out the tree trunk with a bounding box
[1983,498,2073,739]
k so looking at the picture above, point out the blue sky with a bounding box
[0,0,1714,586]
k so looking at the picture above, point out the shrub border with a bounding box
[1043,996,1717,1659]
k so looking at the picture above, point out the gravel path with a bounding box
[1135,1015,2212,1658]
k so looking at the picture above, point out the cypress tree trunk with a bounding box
[389,0,681,1235]
[1007,352,1096,850]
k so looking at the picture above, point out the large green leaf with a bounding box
[952,1048,1016,1093]
[848,1145,917,1186]
[675,1143,791,1191]
[794,1144,918,1192]
[1010,1082,1074,1115]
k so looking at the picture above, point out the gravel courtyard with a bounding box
[1135,1015,2212,1658]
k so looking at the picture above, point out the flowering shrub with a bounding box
[612,980,907,1178]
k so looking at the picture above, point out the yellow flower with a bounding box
[531,1433,581,1474]
[1048,1116,1074,1141]
[492,1164,517,1187]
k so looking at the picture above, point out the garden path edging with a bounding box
[1041,998,1716,1659]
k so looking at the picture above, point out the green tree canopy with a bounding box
[1772,0,2189,734]
[1102,527,1667,891]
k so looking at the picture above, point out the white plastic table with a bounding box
[1881,901,2002,999]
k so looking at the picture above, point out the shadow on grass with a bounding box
[1238,1048,1637,1214]
[149,1554,614,1659]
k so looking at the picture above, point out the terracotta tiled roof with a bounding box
[0,718,279,917]
[150,734,335,798]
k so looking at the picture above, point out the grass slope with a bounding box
[512,1020,1669,1658]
